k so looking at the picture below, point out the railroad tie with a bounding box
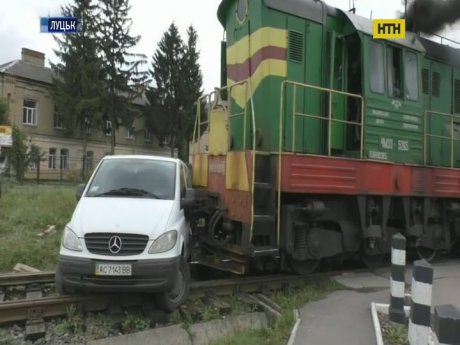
[432,304,460,345]
[389,233,406,324]
[408,259,433,345]
[25,284,46,341]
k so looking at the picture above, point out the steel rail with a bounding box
[0,272,55,287]
[0,271,349,325]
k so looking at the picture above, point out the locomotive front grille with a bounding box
[85,233,149,256]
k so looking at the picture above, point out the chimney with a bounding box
[21,48,45,67]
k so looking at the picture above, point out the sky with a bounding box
[1,0,460,94]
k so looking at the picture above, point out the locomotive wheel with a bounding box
[288,257,320,275]
[361,254,385,270]
[415,246,437,262]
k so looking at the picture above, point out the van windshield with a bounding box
[86,158,176,200]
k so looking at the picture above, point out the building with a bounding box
[0,48,169,181]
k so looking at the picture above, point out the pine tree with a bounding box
[179,25,203,161]
[50,0,103,180]
[147,23,203,161]
[97,0,148,154]
[147,23,185,158]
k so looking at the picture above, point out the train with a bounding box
[188,0,460,275]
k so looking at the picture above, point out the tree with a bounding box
[50,0,103,180]
[147,23,203,161]
[97,0,149,154]
[179,26,203,161]
[4,127,45,182]
[147,23,184,158]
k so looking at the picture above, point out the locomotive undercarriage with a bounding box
[191,193,460,275]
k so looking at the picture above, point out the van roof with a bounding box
[101,155,182,164]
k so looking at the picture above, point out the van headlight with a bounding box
[62,227,83,252]
[148,230,177,254]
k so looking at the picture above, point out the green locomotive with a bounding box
[190,0,460,274]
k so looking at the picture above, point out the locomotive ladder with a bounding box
[250,153,279,257]
[246,81,279,258]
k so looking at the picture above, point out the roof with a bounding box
[340,10,426,52]
[419,37,460,68]
[0,59,54,84]
[264,0,326,25]
[102,154,181,163]
[0,58,147,106]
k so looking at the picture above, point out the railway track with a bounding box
[0,267,360,327]
[2,255,453,328]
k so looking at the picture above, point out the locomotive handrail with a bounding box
[423,110,460,168]
[192,92,217,155]
[277,80,365,245]
[282,81,365,158]
[191,79,253,154]
[191,78,258,241]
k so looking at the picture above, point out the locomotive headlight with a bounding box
[149,230,178,254]
[62,226,83,252]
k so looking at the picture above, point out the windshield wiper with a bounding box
[94,188,161,198]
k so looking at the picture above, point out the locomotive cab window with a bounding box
[404,51,419,101]
[455,79,460,113]
[369,42,385,93]
[236,0,248,23]
[387,46,402,98]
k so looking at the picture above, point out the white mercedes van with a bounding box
[56,155,194,312]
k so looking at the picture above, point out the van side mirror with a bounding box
[181,188,196,209]
[76,184,86,201]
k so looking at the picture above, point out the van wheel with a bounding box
[155,256,190,312]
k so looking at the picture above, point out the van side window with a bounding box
[183,164,192,188]
[180,164,186,196]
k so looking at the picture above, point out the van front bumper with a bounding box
[57,255,180,293]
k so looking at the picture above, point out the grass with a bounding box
[86,313,116,340]
[385,324,409,345]
[379,313,409,345]
[210,278,341,345]
[121,312,150,334]
[0,182,77,272]
[54,304,85,336]
[169,295,254,327]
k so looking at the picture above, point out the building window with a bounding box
[54,106,64,129]
[144,128,151,142]
[84,118,91,134]
[29,160,38,171]
[126,128,134,139]
[23,100,37,125]
[105,120,112,136]
[49,148,57,169]
[60,149,69,170]
[86,151,94,172]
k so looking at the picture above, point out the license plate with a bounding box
[95,263,132,276]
